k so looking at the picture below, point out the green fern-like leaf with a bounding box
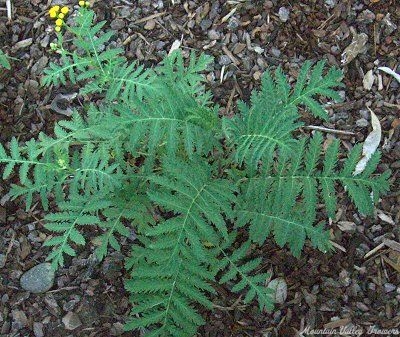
[94,185,154,261]
[43,194,110,268]
[286,60,344,120]
[218,239,274,311]
[235,133,390,256]
[125,158,236,335]
[222,68,301,168]
[223,61,343,169]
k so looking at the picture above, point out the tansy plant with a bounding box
[0,6,390,337]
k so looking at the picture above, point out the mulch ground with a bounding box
[0,0,399,336]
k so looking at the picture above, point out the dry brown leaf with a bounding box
[363,69,374,90]
[354,107,381,175]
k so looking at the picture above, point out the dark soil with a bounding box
[0,0,399,336]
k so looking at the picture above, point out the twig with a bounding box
[48,286,80,293]
[330,240,346,252]
[364,242,385,259]
[304,125,356,136]
[225,87,236,115]
[213,295,245,311]
[133,11,166,25]
[4,231,16,264]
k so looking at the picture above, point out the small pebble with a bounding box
[227,17,240,31]
[111,19,125,30]
[278,7,290,22]
[12,38,33,51]
[356,302,369,312]
[218,55,232,66]
[0,254,6,268]
[384,283,396,293]
[325,0,336,7]
[270,47,281,57]
[200,19,212,31]
[144,19,156,30]
[356,118,369,127]
[11,310,28,330]
[33,322,44,337]
[62,312,82,331]
[357,9,375,24]
[207,29,220,40]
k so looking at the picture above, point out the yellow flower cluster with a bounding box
[79,1,90,7]
[48,5,70,32]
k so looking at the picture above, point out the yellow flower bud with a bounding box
[79,0,85,6]
[61,6,69,14]
[58,13,65,19]
[53,5,60,12]
[49,10,57,18]
[55,26,61,32]
[85,1,90,6]
[55,19,63,26]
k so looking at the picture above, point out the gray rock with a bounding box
[31,56,48,77]
[118,6,131,18]
[62,312,82,331]
[11,310,28,330]
[357,9,375,24]
[0,254,5,268]
[330,112,349,122]
[200,19,212,31]
[33,322,44,337]
[227,17,240,31]
[270,47,281,58]
[110,19,125,30]
[218,55,232,66]
[325,0,336,7]
[207,29,220,40]
[382,14,397,36]
[20,263,55,293]
[356,118,369,127]
[278,7,290,22]
[384,283,396,293]
[359,109,370,120]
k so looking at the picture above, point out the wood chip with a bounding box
[383,239,400,253]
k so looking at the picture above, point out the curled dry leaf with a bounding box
[354,107,381,175]
[168,39,181,55]
[363,69,374,90]
[50,93,77,116]
[267,278,287,304]
[378,66,400,84]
